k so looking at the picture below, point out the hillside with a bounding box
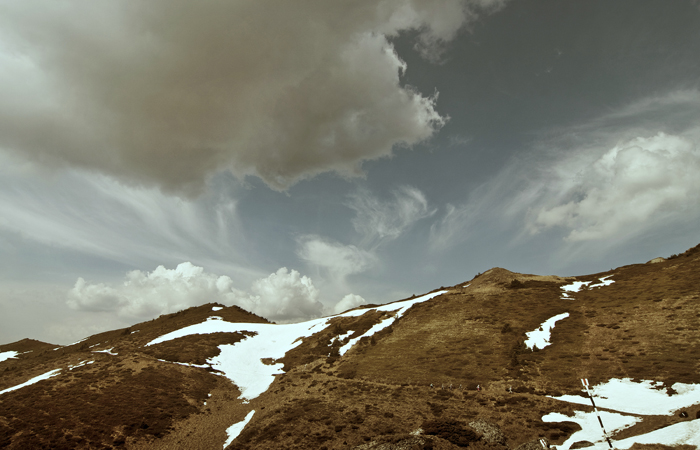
[1,243,699,449]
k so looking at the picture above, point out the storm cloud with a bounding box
[0,0,504,194]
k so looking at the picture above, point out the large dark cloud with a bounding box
[0,0,505,194]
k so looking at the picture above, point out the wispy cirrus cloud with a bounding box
[296,236,378,279]
[0,155,258,279]
[348,186,436,248]
[429,89,700,250]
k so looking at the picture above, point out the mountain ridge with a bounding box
[1,243,699,449]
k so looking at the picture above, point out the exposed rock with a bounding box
[570,441,594,449]
[647,257,665,264]
[353,436,431,450]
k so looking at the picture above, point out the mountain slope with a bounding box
[1,243,699,449]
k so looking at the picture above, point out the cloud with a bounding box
[348,186,436,247]
[0,0,506,194]
[429,89,700,251]
[0,159,258,279]
[245,268,323,323]
[67,263,324,323]
[297,236,378,278]
[332,294,367,315]
[528,132,700,241]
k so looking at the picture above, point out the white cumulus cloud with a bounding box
[67,263,326,323]
[332,294,367,315]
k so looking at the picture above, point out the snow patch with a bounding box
[590,275,615,288]
[338,290,447,356]
[224,410,255,448]
[0,351,19,363]
[66,337,89,347]
[612,419,700,448]
[524,313,569,350]
[212,306,223,311]
[156,359,209,369]
[551,378,700,415]
[0,368,62,395]
[546,378,700,449]
[92,347,118,356]
[560,276,614,299]
[68,360,94,370]
[543,410,640,450]
[335,330,354,342]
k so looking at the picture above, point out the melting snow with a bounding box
[145,290,447,401]
[0,368,62,395]
[524,313,569,350]
[337,291,447,355]
[223,410,255,448]
[0,351,19,363]
[212,306,223,311]
[156,359,210,369]
[543,410,641,450]
[551,378,700,415]
[92,347,118,356]
[68,360,94,370]
[545,378,700,449]
[66,337,89,347]
[612,419,700,448]
[335,330,354,343]
[589,275,615,289]
[560,276,615,299]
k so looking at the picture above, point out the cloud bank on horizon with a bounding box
[0,0,505,194]
[67,262,361,323]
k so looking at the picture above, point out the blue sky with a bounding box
[1,0,699,344]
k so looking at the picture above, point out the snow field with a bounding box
[143,290,448,445]
[552,378,700,415]
[146,290,448,402]
[524,313,569,350]
[546,378,700,449]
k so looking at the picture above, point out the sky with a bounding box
[1,0,699,345]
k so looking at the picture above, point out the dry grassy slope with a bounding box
[0,303,268,449]
[227,245,700,450]
[0,244,699,450]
